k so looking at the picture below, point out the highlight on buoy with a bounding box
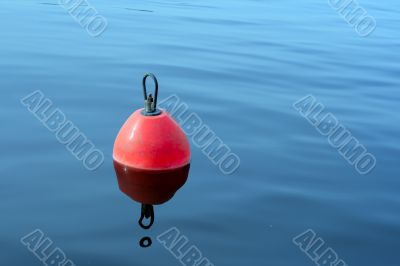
[113,73,191,232]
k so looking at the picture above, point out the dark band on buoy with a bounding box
[141,73,161,116]
[138,204,155,230]
[139,237,152,248]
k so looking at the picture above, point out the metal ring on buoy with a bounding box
[141,73,161,115]
[138,204,154,230]
[142,73,158,104]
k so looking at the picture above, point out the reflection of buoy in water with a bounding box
[113,73,190,230]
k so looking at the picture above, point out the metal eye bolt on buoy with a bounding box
[113,73,191,247]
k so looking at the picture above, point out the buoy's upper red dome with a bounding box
[113,109,190,170]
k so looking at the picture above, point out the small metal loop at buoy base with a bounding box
[138,204,154,230]
[139,236,152,248]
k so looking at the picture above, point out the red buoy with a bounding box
[113,73,190,229]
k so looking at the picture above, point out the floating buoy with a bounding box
[113,73,190,230]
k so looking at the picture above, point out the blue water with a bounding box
[1,0,400,265]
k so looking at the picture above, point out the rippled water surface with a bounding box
[1,0,400,265]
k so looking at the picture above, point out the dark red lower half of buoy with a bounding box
[114,160,190,205]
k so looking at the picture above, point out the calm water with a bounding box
[1,0,400,265]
